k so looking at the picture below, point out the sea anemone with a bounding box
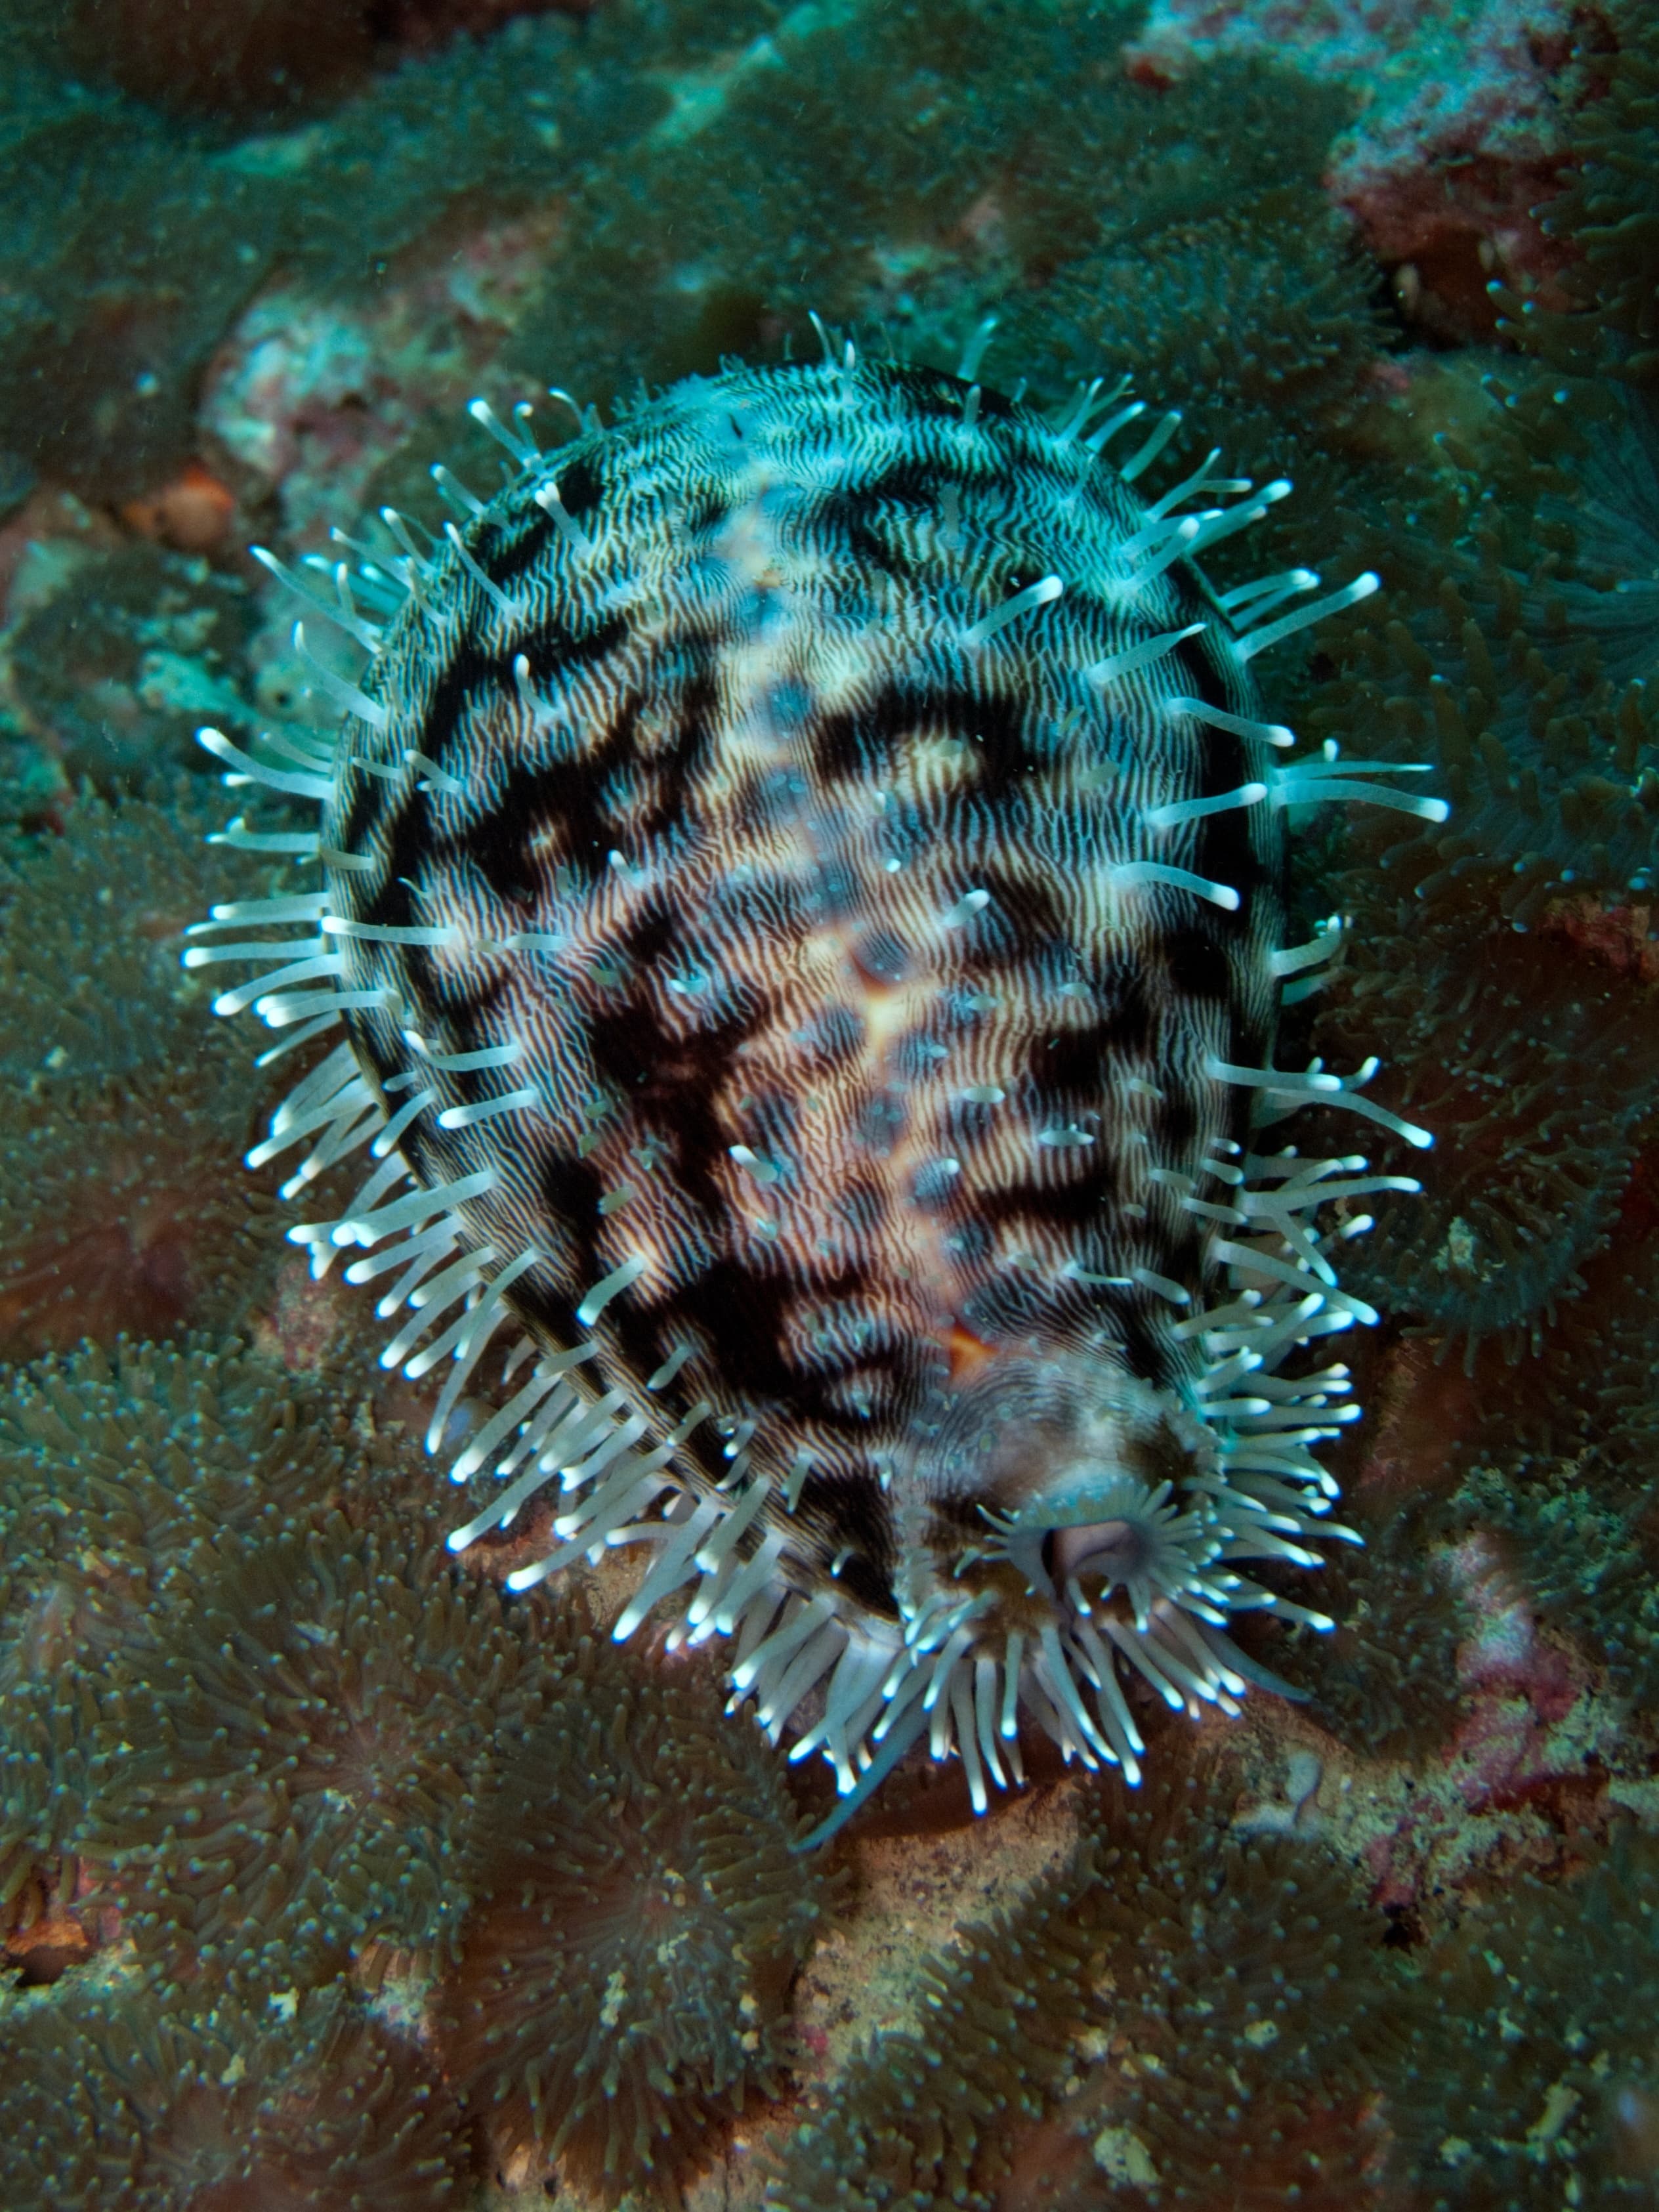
[1256,1491,1469,1759]
[1498,0,1659,381]
[1009,1770,1398,2211]
[4,544,255,791]
[0,1055,282,1359]
[1323,575,1659,929]
[0,796,286,1358]
[1445,1220,1659,1707]
[0,793,252,1092]
[1386,1832,1659,2208]
[1311,911,1659,1356]
[1307,357,1659,933]
[0,1971,468,2211]
[86,1495,547,1991]
[1029,207,1386,560]
[1535,385,1659,691]
[0,1337,356,1592]
[770,1762,1402,2211]
[0,1338,348,1943]
[438,1631,826,2204]
[0,1613,97,1960]
[765,1806,1101,2212]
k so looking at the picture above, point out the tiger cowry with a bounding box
[190,349,1438,1836]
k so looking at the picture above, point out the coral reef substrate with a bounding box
[0,0,1657,2205]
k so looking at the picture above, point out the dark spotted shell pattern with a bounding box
[189,352,1439,1832]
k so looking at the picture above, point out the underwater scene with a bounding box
[0,0,1656,2204]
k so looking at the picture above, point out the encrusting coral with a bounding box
[41,0,588,121]
[439,1630,829,2205]
[1459,1450,1659,1709]
[505,2,1370,519]
[0,0,717,503]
